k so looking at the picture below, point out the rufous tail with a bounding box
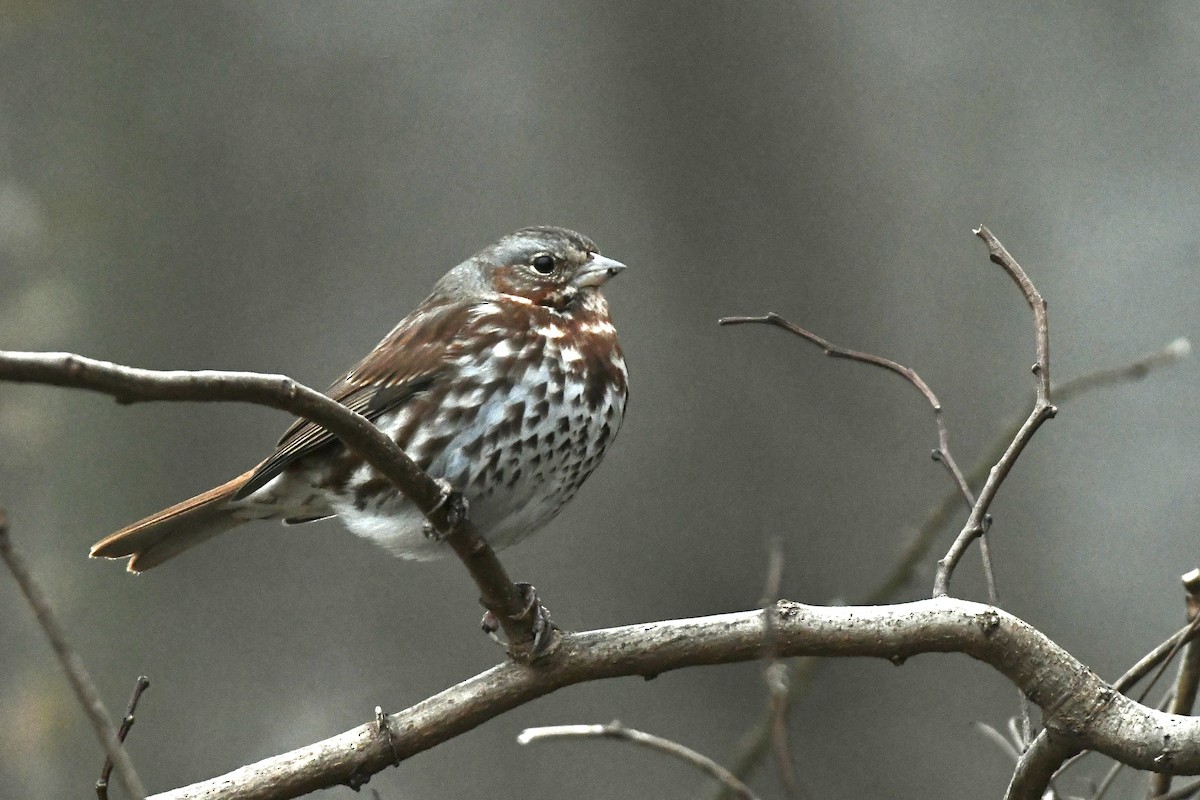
[90,470,256,573]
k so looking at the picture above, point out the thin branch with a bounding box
[718,313,975,509]
[1150,570,1200,799]
[0,508,147,800]
[1134,618,1200,707]
[143,598,1200,800]
[1128,620,1200,694]
[0,351,543,657]
[98,676,151,800]
[934,226,1057,597]
[518,720,760,800]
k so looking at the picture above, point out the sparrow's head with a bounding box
[437,227,626,311]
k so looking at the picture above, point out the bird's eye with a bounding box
[531,254,556,274]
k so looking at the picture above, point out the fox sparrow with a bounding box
[91,227,628,572]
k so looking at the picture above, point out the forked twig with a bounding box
[518,720,760,800]
[0,509,146,800]
[933,226,1057,597]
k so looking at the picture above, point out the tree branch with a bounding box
[142,598,1200,800]
[0,350,544,656]
[1006,617,1200,800]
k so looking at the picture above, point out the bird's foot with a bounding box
[422,478,468,541]
[481,582,559,658]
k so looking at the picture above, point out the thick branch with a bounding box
[1006,617,1200,800]
[0,351,540,654]
[148,598,1200,800]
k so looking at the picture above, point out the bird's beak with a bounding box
[572,254,627,288]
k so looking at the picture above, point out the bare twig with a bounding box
[1120,618,1200,696]
[934,226,1057,597]
[138,598,1200,800]
[1150,570,1200,799]
[0,351,543,657]
[718,313,975,509]
[518,720,760,800]
[0,509,147,800]
[98,676,151,800]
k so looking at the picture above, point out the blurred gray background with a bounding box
[2,2,1198,798]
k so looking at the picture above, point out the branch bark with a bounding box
[147,598,1200,800]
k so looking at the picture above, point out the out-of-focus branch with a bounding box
[0,350,544,657]
[0,509,147,800]
[147,598,1200,800]
[934,226,1056,597]
[1150,571,1200,799]
[518,720,760,800]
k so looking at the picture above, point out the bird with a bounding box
[91,227,628,572]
